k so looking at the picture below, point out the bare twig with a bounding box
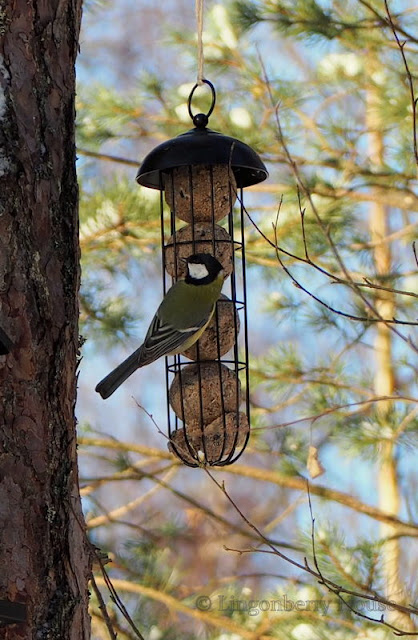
[78,436,418,534]
[298,187,310,261]
[384,0,418,165]
[90,610,140,640]
[69,500,146,640]
[90,574,118,640]
[256,395,418,432]
[357,0,418,44]
[247,201,418,300]
[242,193,418,326]
[133,399,169,440]
[272,218,417,326]
[306,485,416,635]
[77,147,139,166]
[93,576,262,639]
[252,55,418,351]
[94,562,146,640]
[204,472,418,634]
[86,465,177,529]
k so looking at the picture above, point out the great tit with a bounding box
[95,253,225,399]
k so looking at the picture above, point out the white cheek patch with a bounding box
[188,262,209,280]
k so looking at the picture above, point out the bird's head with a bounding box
[184,253,224,285]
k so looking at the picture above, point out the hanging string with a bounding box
[195,0,204,85]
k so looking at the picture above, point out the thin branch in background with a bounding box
[205,471,418,635]
[244,190,418,317]
[95,559,146,640]
[413,241,418,268]
[273,99,418,341]
[254,394,418,432]
[90,610,140,640]
[81,459,173,496]
[306,485,417,636]
[205,468,304,572]
[254,54,418,350]
[232,176,418,310]
[297,187,309,261]
[361,277,418,300]
[77,147,139,166]
[247,196,418,300]
[357,0,418,44]
[133,399,169,440]
[90,574,118,640]
[384,0,418,166]
[306,483,321,578]
[86,465,177,529]
[97,455,302,551]
[69,499,146,640]
[272,214,417,327]
[93,576,259,639]
[79,435,418,534]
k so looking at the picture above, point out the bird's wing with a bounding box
[139,312,209,365]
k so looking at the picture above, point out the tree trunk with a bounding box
[366,79,414,632]
[0,2,90,639]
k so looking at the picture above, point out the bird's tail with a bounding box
[95,347,144,399]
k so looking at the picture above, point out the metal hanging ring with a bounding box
[187,79,216,128]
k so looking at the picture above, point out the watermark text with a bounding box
[195,594,395,617]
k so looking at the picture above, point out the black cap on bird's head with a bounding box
[185,253,224,285]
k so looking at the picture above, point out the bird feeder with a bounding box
[136,80,268,467]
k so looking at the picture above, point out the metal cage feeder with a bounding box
[136,80,268,467]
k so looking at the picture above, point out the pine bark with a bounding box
[0,1,90,639]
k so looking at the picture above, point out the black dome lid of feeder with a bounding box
[136,126,268,190]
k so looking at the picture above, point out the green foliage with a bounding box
[271,0,343,40]
[300,524,385,594]
[231,0,263,33]
[233,0,372,40]
[80,284,137,343]
[79,177,161,339]
[77,84,143,148]
[80,177,160,253]
[338,407,418,460]
[122,538,179,589]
